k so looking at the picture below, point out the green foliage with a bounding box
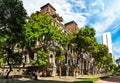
[73,78,100,83]
[0,0,27,48]
[117,67,120,73]
[107,63,117,72]
[91,43,114,71]
[0,0,114,76]
[85,78,101,81]
[57,55,65,61]
[116,58,120,63]
[24,13,64,43]
[24,13,67,50]
[0,0,27,78]
[0,58,3,66]
[70,26,115,74]
[0,0,27,38]
[24,13,51,41]
[24,13,67,66]
[12,53,23,65]
[55,46,65,61]
[31,49,48,66]
[73,81,93,83]
[71,26,98,56]
[73,75,118,83]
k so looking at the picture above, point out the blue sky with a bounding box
[22,0,120,59]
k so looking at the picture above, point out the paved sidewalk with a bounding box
[38,75,107,82]
[1,75,119,83]
[95,76,120,83]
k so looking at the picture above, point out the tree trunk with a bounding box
[87,61,90,75]
[59,66,61,78]
[81,59,84,76]
[92,63,96,75]
[34,72,38,80]
[73,69,76,77]
[92,64,94,75]
[84,60,87,75]
[6,61,12,79]
[34,68,40,80]
[78,59,81,75]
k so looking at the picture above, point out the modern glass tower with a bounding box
[102,32,113,55]
[102,32,117,64]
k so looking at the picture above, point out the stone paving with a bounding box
[0,75,120,83]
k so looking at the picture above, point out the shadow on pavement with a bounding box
[96,76,120,83]
[102,76,120,82]
[0,79,70,83]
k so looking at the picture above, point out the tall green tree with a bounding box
[92,44,114,74]
[0,0,27,78]
[23,13,67,77]
[94,44,109,67]
[116,58,120,65]
[70,26,98,75]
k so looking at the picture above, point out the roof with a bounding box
[64,21,77,26]
[40,3,56,11]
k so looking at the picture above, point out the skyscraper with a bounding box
[102,32,117,65]
[102,32,113,55]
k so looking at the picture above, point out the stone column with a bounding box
[52,62,56,76]
[26,53,30,64]
[66,66,69,76]
[34,53,37,60]
[52,52,56,76]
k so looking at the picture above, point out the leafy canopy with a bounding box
[0,0,27,65]
[24,13,67,66]
[71,26,98,54]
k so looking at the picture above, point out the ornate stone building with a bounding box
[39,3,79,76]
[40,3,63,29]
[0,3,80,77]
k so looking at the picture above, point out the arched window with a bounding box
[50,55,53,58]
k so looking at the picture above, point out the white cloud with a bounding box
[86,0,120,59]
[22,0,120,59]
[22,0,120,32]
[111,24,120,34]
[91,2,97,6]
[22,0,87,28]
[93,15,115,37]
[90,0,120,37]
[69,0,86,9]
[88,0,104,15]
